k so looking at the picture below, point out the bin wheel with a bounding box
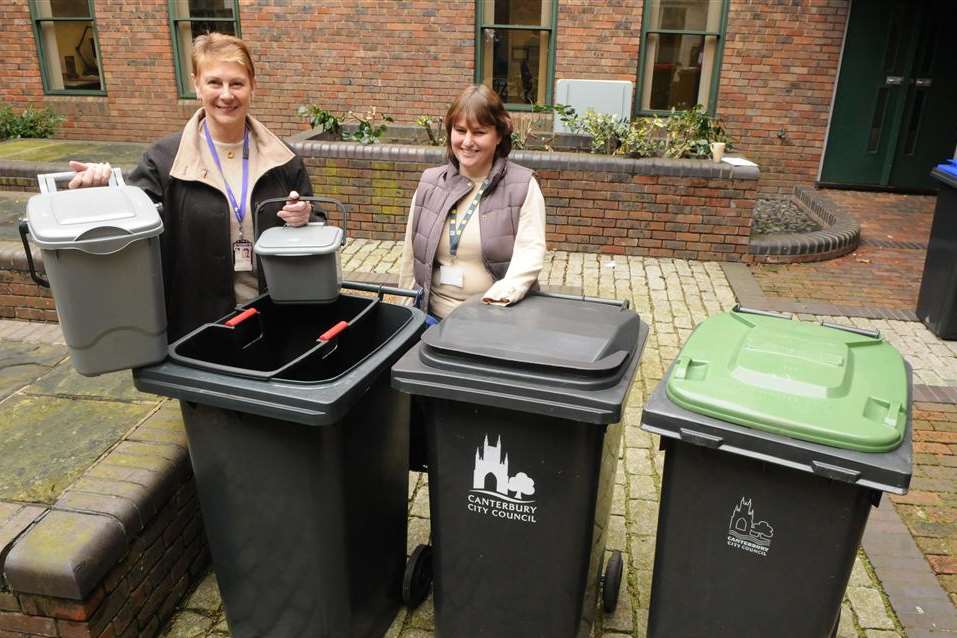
[602,550,624,613]
[402,544,433,609]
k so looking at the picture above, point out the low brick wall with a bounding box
[296,142,760,261]
[0,406,208,638]
[0,146,759,322]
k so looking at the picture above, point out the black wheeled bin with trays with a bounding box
[133,286,426,638]
[640,307,912,638]
[917,164,957,339]
[391,294,648,638]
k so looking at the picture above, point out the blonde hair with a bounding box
[191,32,255,80]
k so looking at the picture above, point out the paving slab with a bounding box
[0,393,157,504]
[23,362,153,403]
[0,339,67,400]
[0,139,146,166]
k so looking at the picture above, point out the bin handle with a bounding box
[732,304,791,320]
[820,321,881,339]
[18,220,49,288]
[526,289,631,310]
[224,307,259,327]
[340,280,419,300]
[36,168,126,194]
[316,296,381,344]
[253,196,348,246]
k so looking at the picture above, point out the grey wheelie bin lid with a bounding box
[641,309,912,494]
[134,295,427,426]
[391,295,649,424]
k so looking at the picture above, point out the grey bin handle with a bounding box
[527,289,631,310]
[252,196,348,247]
[36,168,126,194]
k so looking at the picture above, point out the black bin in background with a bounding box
[392,295,648,638]
[134,292,426,638]
[917,166,957,339]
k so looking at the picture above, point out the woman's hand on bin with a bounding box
[67,161,112,189]
[277,190,312,227]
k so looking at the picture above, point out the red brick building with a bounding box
[1,1,954,195]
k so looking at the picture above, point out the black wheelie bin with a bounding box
[917,162,957,339]
[391,293,648,638]
[133,283,425,638]
[640,306,912,638]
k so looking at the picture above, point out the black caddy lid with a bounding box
[640,362,913,494]
[392,295,648,424]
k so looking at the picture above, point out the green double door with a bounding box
[821,0,957,191]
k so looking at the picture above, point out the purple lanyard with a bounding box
[203,121,250,225]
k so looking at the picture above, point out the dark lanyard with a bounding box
[449,179,489,257]
[203,121,250,228]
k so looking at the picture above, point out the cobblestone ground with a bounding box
[161,243,910,638]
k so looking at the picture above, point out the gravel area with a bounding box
[752,197,823,235]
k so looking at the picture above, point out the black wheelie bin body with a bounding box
[640,308,912,638]
[391,294,648,638]
[134,291,426,638]
[917,164,957,339]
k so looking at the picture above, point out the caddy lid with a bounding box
[26,185,163,250]
[665,308,909,453]
[254,223,343,256]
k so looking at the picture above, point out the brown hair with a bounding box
[444,84,513,163]
[191,32,255,81]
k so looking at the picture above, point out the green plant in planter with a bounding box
[297,104,342,137]
[344,107,393,145]
[617,116,666,158]
[0,103,64,140]
[663,105,729,159]
[416,115,445,146]
[512,103,578,151]
[577,110,630,155]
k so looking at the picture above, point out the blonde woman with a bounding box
[69,33,313,340]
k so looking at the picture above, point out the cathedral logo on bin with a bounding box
[466,434,538,524]
[727,497,774,557]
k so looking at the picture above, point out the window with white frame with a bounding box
[638,0,728,113]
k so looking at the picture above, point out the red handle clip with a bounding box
[224,308,259,327]
[318,320,349,342]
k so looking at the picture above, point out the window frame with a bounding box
[635,0,730,116]
[29,0,107,96]
[168,0,243,99]
[474,0,559,112]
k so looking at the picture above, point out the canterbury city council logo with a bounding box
[727,497,774,557]
[466,434,538,524]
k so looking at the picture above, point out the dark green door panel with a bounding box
[889,2,957,190]
[821,0,957,191]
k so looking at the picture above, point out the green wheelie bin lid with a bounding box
[665,308,908,453]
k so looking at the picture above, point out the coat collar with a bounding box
[169,108,295,185]
[444,155,509,190]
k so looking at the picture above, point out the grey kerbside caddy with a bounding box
[134,282,427,638]
[20,170,166,375]
[391,293,648,638]
[253,196,347,304]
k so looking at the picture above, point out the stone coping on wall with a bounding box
[749,186,861,264]
[289,139,761,180]
[0,401,207,637]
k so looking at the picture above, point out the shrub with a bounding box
[297,104,342,137]
[0,103,64,140]
[415,115,445,146]
[344,107,393,145]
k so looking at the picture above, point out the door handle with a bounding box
[915,78,933,88]
[885,76,904,86]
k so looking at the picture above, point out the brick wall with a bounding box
[718,1,849,194]
[301,144,756,260]
[1,0,835,192]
